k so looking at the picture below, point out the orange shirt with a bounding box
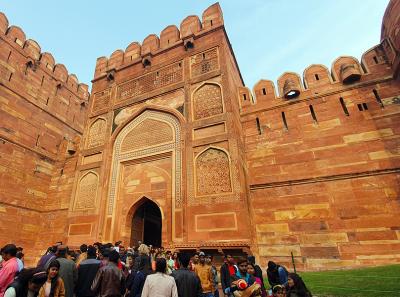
[194,264,214,293]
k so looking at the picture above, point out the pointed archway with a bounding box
[130,198,162,247]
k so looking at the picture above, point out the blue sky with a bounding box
[0,0,389,90]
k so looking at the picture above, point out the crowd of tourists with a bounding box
[0,242,312,297]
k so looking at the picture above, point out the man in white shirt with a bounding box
[141,258,178,297]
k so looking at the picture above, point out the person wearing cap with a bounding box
[194,252,214,297]
[0,244,19,297]
[4,268,47,297]
[56,245,77,297]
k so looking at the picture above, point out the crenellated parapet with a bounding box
[93,2,224,79]
[240,38,397,111]
[0,12,89,102]
[0,12,89,133]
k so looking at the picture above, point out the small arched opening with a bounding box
[130,198,162,247]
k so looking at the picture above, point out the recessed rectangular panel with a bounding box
[193,122,225,140]
[68,223,92,236]
[82,152,103,164]
[195,212,237,232]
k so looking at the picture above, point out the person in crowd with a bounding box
[133,244,150,273]
[220,254,237,295]
[75,246,100,297]
[172,252,179,270]
[266,261,288,288]
[56,246,77,297]
[205,255,219,297]
[166,251,175,274]
[171,252,202,297]
[141,258,178,297]
[38,260,65,297]
[151,252,165,272]
[125,254,134,275]
[114,240,122,253]
[160,247,165,257]
[224,258,261,297]
[75,245,87,267]
[190,253,200,271]
[0,244,20,297]
[16,247,24,272]
[272,285,286,297]
[93,243,102,251]
[194,252,214,297]
[127,253,151,297]
[286,273,311,297]
[37,245,59,270]
[248,263,266,297]
[118,246,126,264]
[248,257,265,293]
[4,268,47,297]
[98,248,110,268]
[91,250,125,297]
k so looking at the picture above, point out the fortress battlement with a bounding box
[239,39,397,112]
[0,12,89,102]
[93,3,223,80]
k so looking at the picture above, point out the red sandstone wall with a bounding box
[381,0,400,79]
[0,13,89,264]
[241,40,400,270]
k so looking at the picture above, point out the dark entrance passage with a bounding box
[131,199,162,247]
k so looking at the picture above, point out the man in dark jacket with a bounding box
[57,245,78,297]
[220,254,237,295]
[75,246,100,297]
[171,252,202,297]
[266,261,288,287]
[91,250,125,297]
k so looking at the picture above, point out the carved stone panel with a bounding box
[196,148,232,196]
[120,119,174,153]
[117,61,183,102]
[193,83,223,120]
[92,89,111,113]
[190,47,219,78]
[74,171,99,210]
[86,118,107,149]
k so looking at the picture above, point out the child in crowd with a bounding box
[271,285,286,297]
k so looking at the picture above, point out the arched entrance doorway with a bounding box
[131,199,162,247]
